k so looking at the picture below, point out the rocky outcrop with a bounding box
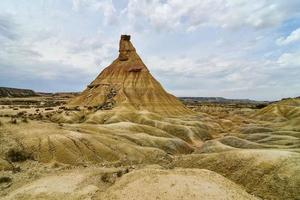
[118,35,135,61]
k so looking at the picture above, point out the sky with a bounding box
[0,0,300,101]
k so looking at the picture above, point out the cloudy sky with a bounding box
[0,0,300,100]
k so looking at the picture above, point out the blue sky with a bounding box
[0,0,300,100]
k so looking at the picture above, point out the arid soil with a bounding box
[0,96,299,200]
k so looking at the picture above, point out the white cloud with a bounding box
[0,13,116,82]
[276,28,300,45]
[0,14,18,40]
[277,52,300,66]
[146,52,299,99]
[124,0,300,31]
[72,0,118,25]
[146,55,271,88]
[145,56,238,77]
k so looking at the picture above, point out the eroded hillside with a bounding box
[0,96,299,200]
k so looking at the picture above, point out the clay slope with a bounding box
[68,35,192,116]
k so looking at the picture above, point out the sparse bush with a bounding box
[12,166,21,173]
[116,170,123,177]
[0,176,12,184]
[5,149,33,162]
[54,163,61,168]
[101,173,110,183]
[45,107,54,111]
[10,118,17,124]
[13,107,19,110]
[37,113,43,120]
[101,169,129,183]
[0,120,3,126]
[17,111,26,117]
[22,117,28,123]
[75,106,80,111]
[114,169,130,178]
[79,115,85,123]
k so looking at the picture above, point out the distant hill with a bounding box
[37,92,80,98]
[0,87,37,97]
[178,97,270,104]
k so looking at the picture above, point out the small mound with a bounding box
[175,149,300,200]
[99,168,258,200]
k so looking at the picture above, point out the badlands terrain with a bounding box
[0,35,299,200]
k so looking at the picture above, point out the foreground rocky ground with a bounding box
[0,96,299,200]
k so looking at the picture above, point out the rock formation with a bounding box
[68,35,192,116]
